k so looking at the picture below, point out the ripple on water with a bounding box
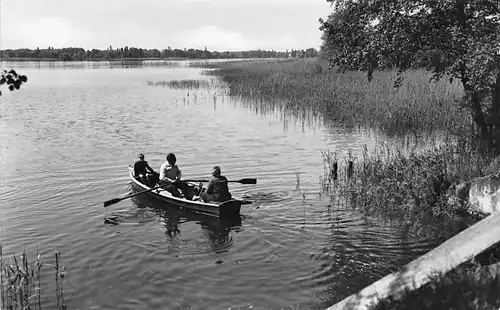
[241,190,292,203]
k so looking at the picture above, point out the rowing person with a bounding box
[134,153,158,186]
[199,166,232,203]
[159,153,194,200]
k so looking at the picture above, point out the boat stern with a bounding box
[218,200,242,217]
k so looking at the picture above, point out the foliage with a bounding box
[319,0,500,152]
[0,46,319,61]
[0,69,28,96]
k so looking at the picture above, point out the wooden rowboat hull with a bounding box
[128,166,241,217]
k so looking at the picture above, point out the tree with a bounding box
[305,48,318,58]
[319,0,500,152]
[0,70,27,96]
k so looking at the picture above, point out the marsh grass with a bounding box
[321,133,494,220]
[146,79,210,89]
[190,58,293,69]
[204,59,495,220]
[1,246,67,310]
[204,59,469,136]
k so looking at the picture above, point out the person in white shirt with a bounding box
[160,153,182,182]
[159,153,194,200]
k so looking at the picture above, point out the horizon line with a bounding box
[0,46,320,53]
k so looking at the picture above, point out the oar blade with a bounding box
[238,178,257,184]
[103,198,122,207]
[186,178,257,184]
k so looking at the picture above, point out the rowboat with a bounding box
[127,166,242,217]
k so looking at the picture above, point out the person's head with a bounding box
[212,166,221,176]
[138,153,145,161]
[166,153,177,165]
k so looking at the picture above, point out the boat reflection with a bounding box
[130,191,242,253]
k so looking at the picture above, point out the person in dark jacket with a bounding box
[134,153,158,186]
[200,166,232,203]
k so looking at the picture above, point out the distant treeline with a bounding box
[0,46,319,61]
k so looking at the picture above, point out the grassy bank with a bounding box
[203,58,469,136]
[323,139,500,308]
[321,137,498,220]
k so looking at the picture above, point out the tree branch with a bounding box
[480,0,500,15]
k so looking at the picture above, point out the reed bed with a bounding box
[204,59,469,136]
[190,58,293,69]
[146,79,210,89]
[320,133,496,220]
[1,246,67,310]
[202,58,493,218]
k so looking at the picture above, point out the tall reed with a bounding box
[321,132,495,220]
[146,79,211,89]
[0,246,67,310]
[204,59,469,136]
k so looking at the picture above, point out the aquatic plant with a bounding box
[190,58,293,69]
[146,79,211,89]
[320,131,494,220]
[0,246,67,310]
[204,57,494,220]
[204,59,469,137]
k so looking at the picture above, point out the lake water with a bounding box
[0,60,467,310]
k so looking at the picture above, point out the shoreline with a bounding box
[0,57,289,62]
[0,57,191,62]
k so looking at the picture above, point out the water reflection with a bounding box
[0,59,186,70]
[154,205,243,255]
[309,210,479,308]
[110,189,244,255]
[0,58,259,71]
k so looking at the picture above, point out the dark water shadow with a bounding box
[105,188,243,254]
[240,191,292,204]
[310,209,482,309]
[138,192,243,255]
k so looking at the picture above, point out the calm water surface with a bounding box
[0,60,465,310]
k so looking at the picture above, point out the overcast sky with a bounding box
[0,0,333,51]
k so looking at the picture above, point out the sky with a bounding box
[0,0,334,52]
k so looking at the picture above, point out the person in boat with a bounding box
[199,166,232,203]
[159,153,194,200]
[134,153,158,186]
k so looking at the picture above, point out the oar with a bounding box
[103,185,163,207]
[183,178,257,185]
